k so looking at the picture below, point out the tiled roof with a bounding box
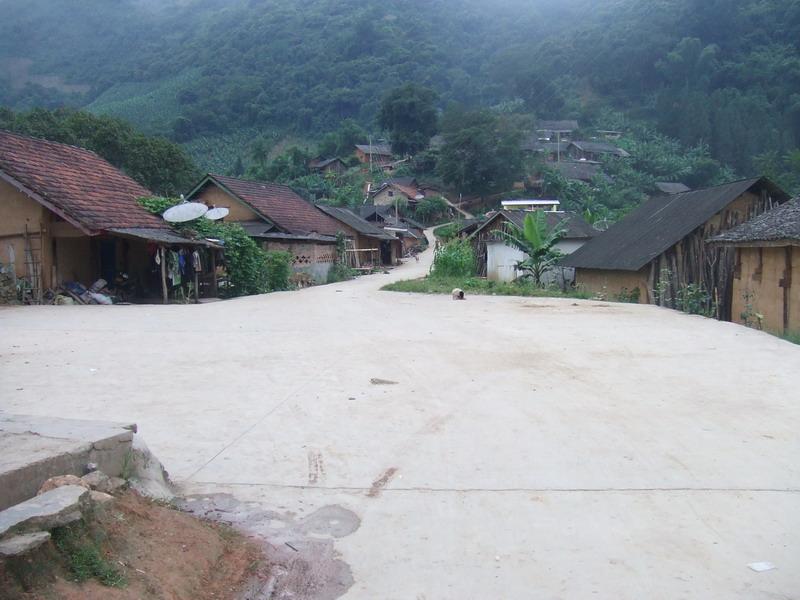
[0,130,162,231]
[355,144,393,156]
[472,210,596,241]
[537,120,579,132]
[315,205,396,240]
[709,197,800,244]
[655,182,691,194]
[570,141,630,157]
[199,174,344,236]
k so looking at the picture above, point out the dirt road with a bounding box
[2,238,799,599]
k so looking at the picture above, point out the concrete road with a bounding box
[2,238,799,599]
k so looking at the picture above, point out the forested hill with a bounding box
[1,0,799,177]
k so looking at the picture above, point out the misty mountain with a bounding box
[1,0,799,175]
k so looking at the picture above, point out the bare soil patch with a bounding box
[0,491,268,600]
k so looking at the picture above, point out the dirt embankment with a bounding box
[0,491,269,600]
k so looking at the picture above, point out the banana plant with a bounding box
[496,211,566,286]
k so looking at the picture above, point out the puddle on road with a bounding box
[178,493,359,600]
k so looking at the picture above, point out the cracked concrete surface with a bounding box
[1,234,799,599]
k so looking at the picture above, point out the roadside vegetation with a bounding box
[384,235,589,300]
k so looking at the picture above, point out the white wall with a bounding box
[486,239,587,286]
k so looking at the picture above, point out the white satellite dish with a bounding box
[162,202,209,223]
[414,194,425,201]
[204,207,230,221]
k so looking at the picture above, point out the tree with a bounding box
[436,107,523,197]
[378,84,439,155]
[496,211,566,286]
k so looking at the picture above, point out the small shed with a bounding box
[561,177,790,319]
[354,144,393,167]
[309,157,347,176]
[708,198,800,334]
[568,141,630,161]
[470,210,596,284]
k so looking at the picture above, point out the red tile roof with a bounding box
[202,174,344,236]
[0,130,164,232]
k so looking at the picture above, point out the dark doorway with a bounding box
[99,239,116,284]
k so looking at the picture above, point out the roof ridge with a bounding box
[0,129,100,159]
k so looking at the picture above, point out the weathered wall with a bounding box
[576,268,651,302]
[195,185,261,222]
[54,237,93,284]
[371,188,400,206]
[731,245,800,334]
[0,179,57,289]
[263,240,336,283]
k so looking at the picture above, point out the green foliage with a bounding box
[433,223,459,241]
[52,523,126,588]
[382,276,591,299]
[138,197,270,297]
[431,239,476,279]
[378,84,439,155]
[264,251,292,292]
[413,195,448,225]
[437,107,523,196]
[616,287,641,303]
[781,331,800,345]
[318,119,368,158]
[496,212,566,287]
[675,283,714,317]
[327,231,355,283]
[0,107,198,195]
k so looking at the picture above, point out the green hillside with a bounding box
[1,0,799,182]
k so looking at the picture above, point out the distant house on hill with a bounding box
[355,143,393,166]
[655,182,691,195]
[709,197,800,334]
[0,130,219,304]
[568,141,630,161]
[536,120,579,141]
[560,177,790,320]
[469,209,596,284]
[315,204,401,267]
[186,173,346,283]
[549,161,610,184]
[360,204,426,254]
[309,157,347,176]
[369,177,429,207]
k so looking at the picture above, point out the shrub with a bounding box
[264,250,292,291]
[431,239,475,278]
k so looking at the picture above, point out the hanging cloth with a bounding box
[192,250,202,272]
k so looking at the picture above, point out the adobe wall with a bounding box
[194,185,261,222]
[575,268,651,302]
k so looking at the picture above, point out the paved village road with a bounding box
[2,233,799,599]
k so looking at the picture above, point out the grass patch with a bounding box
[433,223,459,240]
[51,522,126,588]
[382,276,591,299]
[780,330,800,345]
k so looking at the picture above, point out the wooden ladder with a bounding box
[23,223,44,305]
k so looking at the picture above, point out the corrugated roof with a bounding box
[0,129,162,232]
[315,205,396,240]
[472,210,596,241]
[709,197,800,244]
[193,174,344,236]
[560,177,789,271]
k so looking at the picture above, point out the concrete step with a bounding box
[0,485,89,539]
[0,414,136,511]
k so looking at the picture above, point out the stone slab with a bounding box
[0,414,136,511]
[0,531,51,557]
[0,485,88,539]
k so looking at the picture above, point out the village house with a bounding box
[354,143,393,166]
[0,130,219,304]
[536,120,579,142]
[315,204,402,267]
[708,198,800,334]
[369,177,430,207]
[309,157,347,176]
[520,137,570,161]
[568,141,630,161]
[185,174,345,283]
[469,203,596,284]
[359,204,427,255]
[560,177,790,320]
